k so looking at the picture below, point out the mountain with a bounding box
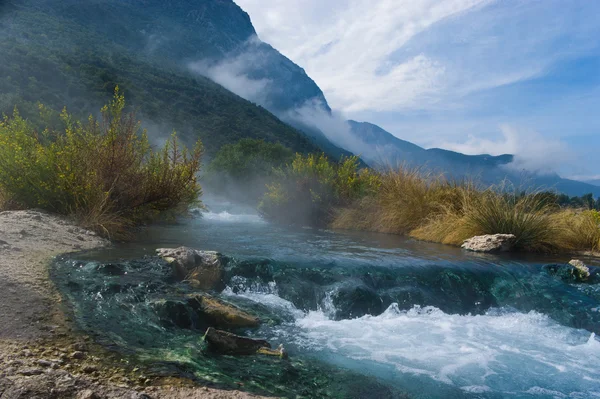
[0,0,340,157]
[1,0,595,196]
[586,179,600,187]
[348,121,600,197]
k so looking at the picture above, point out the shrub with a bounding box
[205,138,294,203]
[333,167,474,235]
[412,187,560,252]
[259,154,379,226]
[0,87,203,238]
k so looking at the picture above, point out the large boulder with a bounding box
[203,327,287,358]
[461,234,516,253]
[156,247,226,290]
[186,293,260,329]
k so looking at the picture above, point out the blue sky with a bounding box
[235,0,600,179]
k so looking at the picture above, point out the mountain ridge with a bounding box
[348,120,600,196]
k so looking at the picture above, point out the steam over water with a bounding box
[52,204,600,398]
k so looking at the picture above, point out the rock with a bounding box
[203,327,271,355]
[37,359,53,368]
[150,299,193,329]
[71,351,86,360]
[257,344,289,359]
[568,259,590,281]
[461,234,516,253]
[77,390,99,399]
[186,294,260,329]
[0,378,13,396]
[82,365,98,373]
[18,368,44,376]
[544,260,591,283]
[156,247,226,290]
[331,284,383,320]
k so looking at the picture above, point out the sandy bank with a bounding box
[0,210,267,399]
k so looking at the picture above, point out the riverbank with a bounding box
[0,210,267,399]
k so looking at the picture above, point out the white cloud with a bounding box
[236,0,488,113]
[188,51,273,106]
[440,125,574,175]
[235,0,600,115]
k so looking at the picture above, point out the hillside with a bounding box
[348,120,600,196]
[0,1,324,156]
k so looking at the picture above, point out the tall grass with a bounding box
[412,187,560,251]
[333,167,473,235]
[0,87,203,238]
[550,210,600,252]
[332,166,600,253]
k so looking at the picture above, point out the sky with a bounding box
[234,0,600,179]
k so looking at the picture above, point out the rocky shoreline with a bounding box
[0,210,267,399]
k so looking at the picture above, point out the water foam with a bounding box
[201,210,264,224]
[290,304,600,397]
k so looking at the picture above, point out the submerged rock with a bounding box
[462,234,516,253]
[544,260,591,283]
[203,327,277,356]
[331,284,384,320]
[156,247,226,290]
[187,293,260,329]
[151,295,259,330]
[151,299,193,329]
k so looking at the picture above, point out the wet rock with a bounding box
[96,263,126,276]
[462,234,516,253]
[544,260,591,283]
[186,294,259,329]
[203,327,271,355]
[331,284,383,319]
[150,299,193,329]
[156,247,227,290]
[257,344,289,359]
[569,259,590,281]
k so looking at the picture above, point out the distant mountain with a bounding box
[2,0,596,196]
[348,121,600,197]
[586,179,600,187]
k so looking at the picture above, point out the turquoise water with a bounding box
[51,203,600,398]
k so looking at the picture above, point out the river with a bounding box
[50,201,600,398]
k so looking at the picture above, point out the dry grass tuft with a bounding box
[332,165,596,253]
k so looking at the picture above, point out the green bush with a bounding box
[0,87,203,238]
[258,154,379,226]
[206,138,294,203]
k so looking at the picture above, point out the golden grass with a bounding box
[549,210,600,252]
[333,167,473,235]
[333,166,600,253]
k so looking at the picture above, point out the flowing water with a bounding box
[51,201,600,398]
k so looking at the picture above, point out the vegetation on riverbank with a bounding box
[205,138,295,204]
[258,153,380,226]
[0,88,203,238]
[258,154,600,253]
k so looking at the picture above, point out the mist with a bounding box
[440,125,574,176]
